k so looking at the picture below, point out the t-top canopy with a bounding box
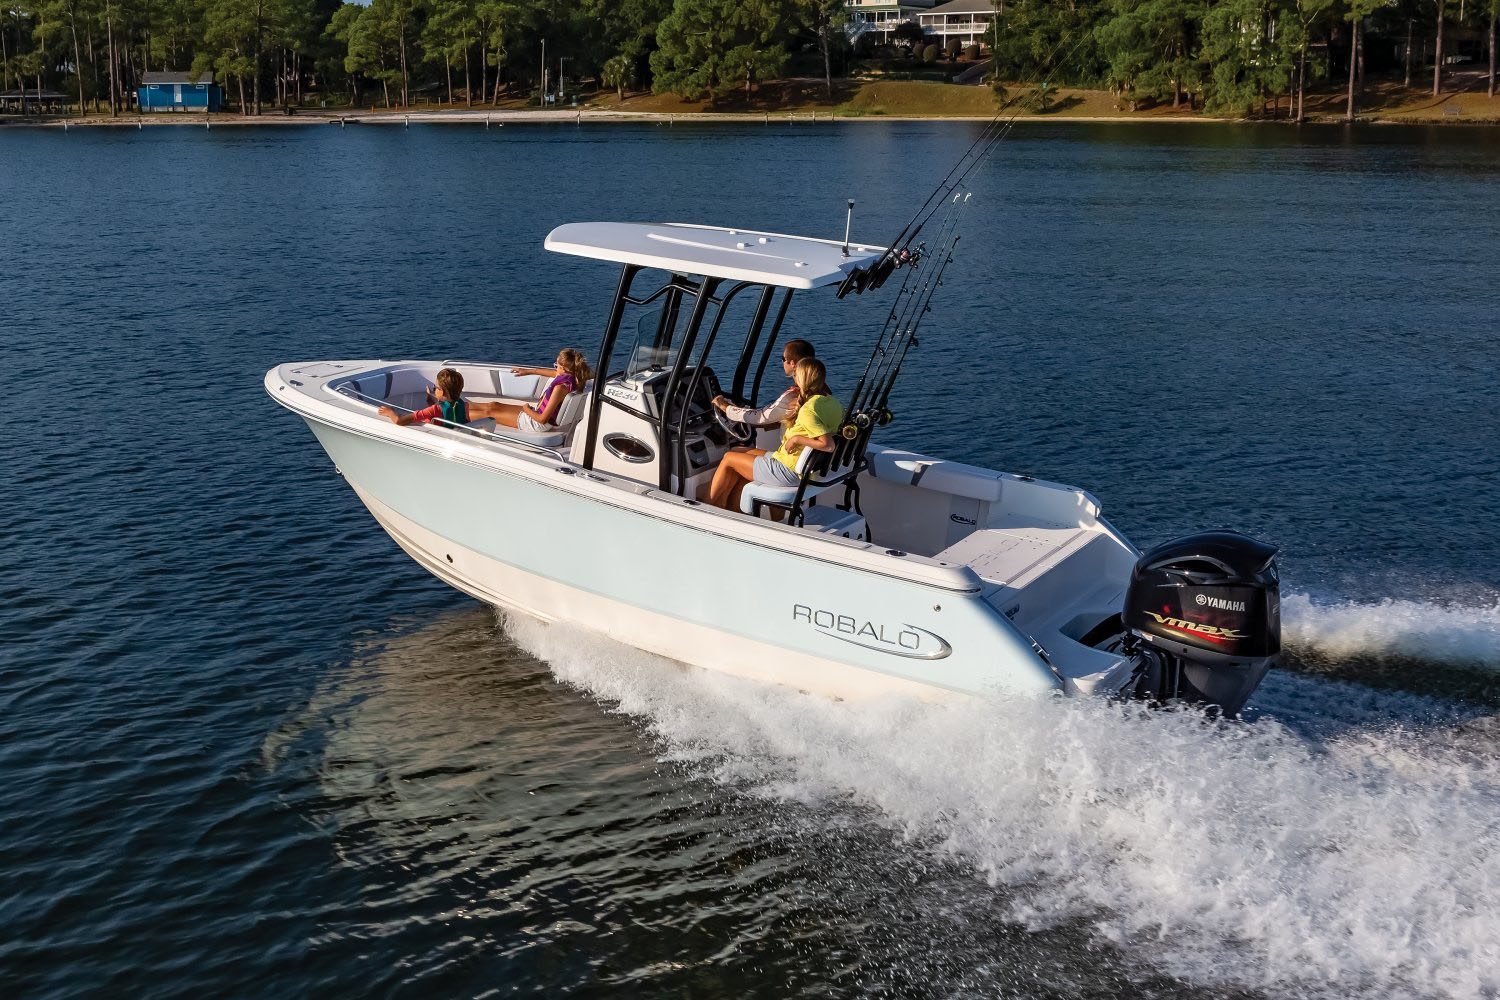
[544,222,884,290]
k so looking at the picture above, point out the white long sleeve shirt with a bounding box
[725,386,799,427]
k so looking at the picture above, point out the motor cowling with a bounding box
[1123,530,1280,716]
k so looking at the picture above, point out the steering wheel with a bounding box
[712,399,756,444]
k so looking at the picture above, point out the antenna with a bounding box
[842,199,855,257]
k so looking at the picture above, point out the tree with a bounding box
[989,0,1106,89]
[197,0,275,113]
[324,2,363,104]
[584,0,671,97]
[366,0,419,107]
[1489,0,1496,97]
[344,0,399,106]
[34,0,88,114]
[1201,0,1295,116]
[1286,0,1335,121]
[650,0,791,103]
[892,18,923,50]
[1432,0,1444,94]
[1096,0,1201,110]
[471,0,511,104]
[1344,0,1381,120]
[423,0,477,105]
[601,50,633,97]
[799,0,845,99]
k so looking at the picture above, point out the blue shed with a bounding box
[138,71,223,113]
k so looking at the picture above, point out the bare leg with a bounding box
[707,448,761,510]
[467,401,527,426]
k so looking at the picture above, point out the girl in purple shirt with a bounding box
[470,348,594,431]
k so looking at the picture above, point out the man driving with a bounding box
[711,339,816,426]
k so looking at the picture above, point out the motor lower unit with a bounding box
[1122,530,1281,716]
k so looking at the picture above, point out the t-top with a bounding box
[771,394,844,471]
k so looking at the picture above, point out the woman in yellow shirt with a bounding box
[706,358,843,512]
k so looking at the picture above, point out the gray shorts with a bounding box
[753,453,802,487]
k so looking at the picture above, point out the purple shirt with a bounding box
[536,373,577,425]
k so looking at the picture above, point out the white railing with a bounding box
[333,383,570,462]
[918,19,993,34]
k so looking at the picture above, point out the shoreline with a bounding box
[6,106,1500,129]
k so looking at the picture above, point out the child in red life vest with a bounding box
[379,367,469,427]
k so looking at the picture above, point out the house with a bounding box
[916,0,997,46]
[846,0,938,40]
[138,71,223,113]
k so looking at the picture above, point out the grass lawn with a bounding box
[29,67,1499,127]
[591,70,1500,125]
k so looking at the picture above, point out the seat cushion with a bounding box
[493,371,547,399]
[867,446,1004,503]
[552,383,594,432]
[740,481,831,515]
[468,417,565,449]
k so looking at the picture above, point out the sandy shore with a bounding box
[7,93,1497,129]
[7,107,1231,127]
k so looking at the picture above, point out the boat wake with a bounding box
[1283,591,1500,669]
[503,611,1500,1000]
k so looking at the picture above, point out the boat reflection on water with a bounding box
[259,609,1182,997]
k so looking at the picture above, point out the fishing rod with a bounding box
[864,195,971,412]
[834,191,973,473]
[853,187,970,398]
[832,224,970,474]
[836,27,1094,300]
[847,190,969,416]
[817,31,1093,504]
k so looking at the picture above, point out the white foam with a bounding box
[503,612,1500,1000]
[1283,591,1500,668]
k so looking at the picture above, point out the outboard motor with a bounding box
[1123,530,1280,716]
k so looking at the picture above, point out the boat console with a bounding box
[584,364,731,488]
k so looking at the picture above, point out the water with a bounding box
[2,121,1499,998]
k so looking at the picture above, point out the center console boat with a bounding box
[268,216,1280,716]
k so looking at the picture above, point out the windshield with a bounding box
[621,306,678,377]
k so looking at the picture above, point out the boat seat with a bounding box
[467,382,593,450]
[867,446,1005,503]
[489,370,548,400]
[740,447,852,519]
[468,418,564,448]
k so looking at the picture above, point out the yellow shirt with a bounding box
[771,394,844,471]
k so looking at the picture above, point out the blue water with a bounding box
[3,121,1499,998]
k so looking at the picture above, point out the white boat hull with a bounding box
[270,361,1145,703]
[353,482,963,701]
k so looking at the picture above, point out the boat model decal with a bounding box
[1144,611,1246,642]
[792,604,952,660]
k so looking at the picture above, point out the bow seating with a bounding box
[469,379,595,449]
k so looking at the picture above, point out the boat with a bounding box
[267,211,1282,716]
